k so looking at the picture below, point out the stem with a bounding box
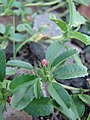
[59,82,90,93]
[67,0,73,28]
[46,1,65,12]
[50,34,64,40]
[12,15,16,59]
[24,0,61,7]
[15,33,40,56]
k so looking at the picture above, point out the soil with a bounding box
[4,103,32,120]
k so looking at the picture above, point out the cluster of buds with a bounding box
[41,59,48,67]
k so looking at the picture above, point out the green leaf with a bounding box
[78,94,90,106]
[11,85,34,110]
[70,31,90,45]
[53,63,88,79]
[16,23,33,35]
[0,104,4,120]
[7,60,33,70]
[48,82,71,108]
[17,24,26,32]
[52,49,77,67]
[53,100,77,120]
[68,0,86,27]
[1,80,11,90]
[87,113,90,120]
[10,75,37,110]
[0,49,6,82]
[48,83,77,120]
[9,33,27,42]
[74,0,90,6]
[5,24,14,36]
[34,79,42,99]
[12,1,22,8]
[50,14,68,31]
[71,94,85,118]
[46,42,64,65]
[0,24,5,34]
[2,0,7,7]
[24,97,54,116]
[10,74,36,91]
[73,53,82,64]
[6,67,16,75]
[0,40,8,49]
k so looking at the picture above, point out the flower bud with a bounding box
[7,96,12,103]
[41,59,48,66]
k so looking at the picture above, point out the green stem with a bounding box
[12,15,16,59]
[50,34,64,40]
[15,33,40,56]
[67,0,73,28]
[59,82,90,93]
[24,0,61,7]
[46,1,65,12]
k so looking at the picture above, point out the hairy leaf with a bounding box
[70,31,90,45]
[6,67,16,75]
[48,83,77,120]
[71,94,85,118]
[24,97,54,116]
[68,0,86,27]
[46,42,64,65]
[78,94,90,106]
[48,82,71,108]
[52,49,77,67]
[7,60,33,70]
[53,64,88,79]
[50,14,68,31]
[10,74,36,91]
[11,85,34,110]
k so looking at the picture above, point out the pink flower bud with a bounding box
[41,59,48,66]
[7,96,12,103]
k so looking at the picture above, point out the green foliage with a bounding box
[71,94,85,118]
[34,79,42,99]
[10,74,37,110]
[10,74,36,91]
[70,31,90,45]
[0,24,5,34]
[74,0,90,6]
[48,82,71,108]
[87,113,90,120]
[68,0,86,28]
[52,49,77,67]
[46,42,64,65]
[17,23,33,35]
[50,14,68,32]
[0,105,4,120]
[48,83,78,120]
[24,97,54,116]
[0,0,90,119]
[7,60,33,70]
[10,85,34,110]
[53,63,88,79]
[6,67,16,75]
[0,49,6,82]
[78,94,90,106]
